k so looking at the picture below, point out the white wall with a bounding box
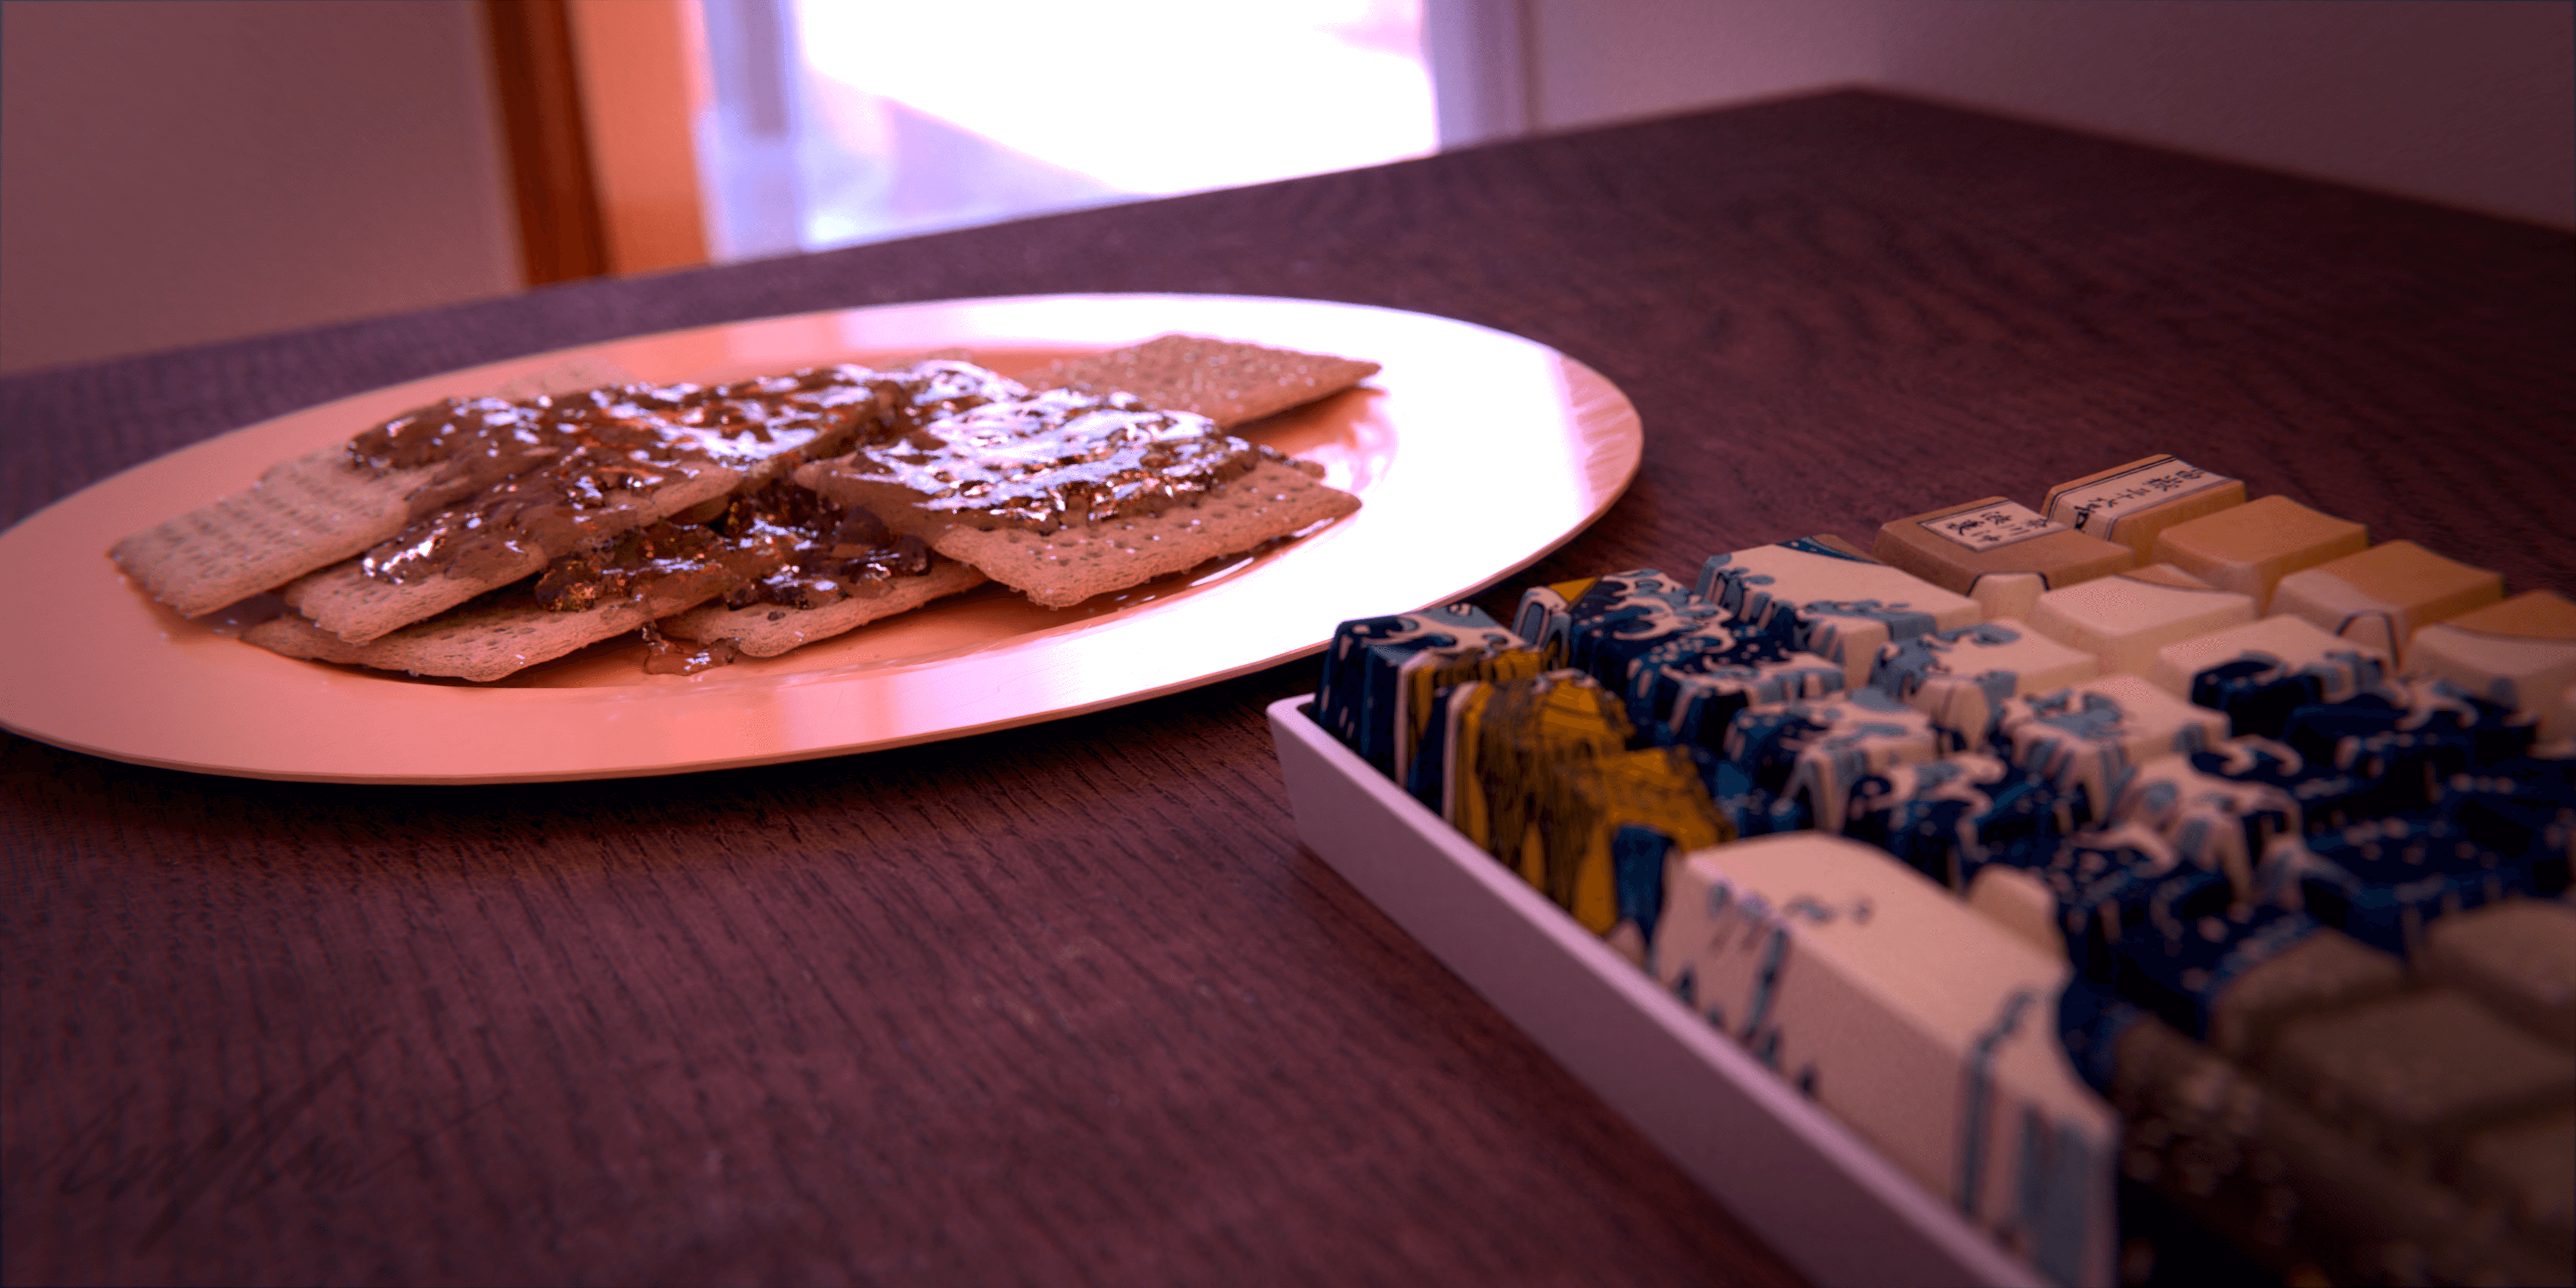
[0,1,521,374]
[1519,0,2574,229]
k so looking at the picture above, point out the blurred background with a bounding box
[2,0,2568,375]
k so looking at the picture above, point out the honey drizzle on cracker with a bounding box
[344,361,1022,587]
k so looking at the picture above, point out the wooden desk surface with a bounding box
[4,91,2569,1286]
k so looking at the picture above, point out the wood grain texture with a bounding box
[4,91,2571,1286]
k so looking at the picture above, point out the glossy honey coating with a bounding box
[348,361,1019,586]
[830,388,1265,534]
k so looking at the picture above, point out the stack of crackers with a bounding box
[109,336,1375,682]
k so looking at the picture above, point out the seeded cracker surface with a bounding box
[108,447,440,618]
[789,336,1374,609]
[1023,336,1381,430]
[660,558,990,657]
[937,460,1358,608]
[163,336,1371,679]
[280,462,744,643]
[246,591,676,683]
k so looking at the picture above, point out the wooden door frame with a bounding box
[483,0,610,286]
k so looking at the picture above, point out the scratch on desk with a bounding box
[30,1028,508,1249]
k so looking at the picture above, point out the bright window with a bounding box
[696,0,1433,261]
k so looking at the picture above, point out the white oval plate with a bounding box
[0,294,1641,783]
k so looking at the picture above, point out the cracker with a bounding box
[278,460,744,643]
[797,457,1358,609]
[1021,335,1379,428]
[278,548,550,645]
[113,361,872,623]
[244,599,654,683]
[245,556,747,683]
[110,361,665,619]
[480,356,643,401]
[109,448,436,618]
[658,556,990,657]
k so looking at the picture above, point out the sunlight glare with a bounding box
[791,0,1433,197]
